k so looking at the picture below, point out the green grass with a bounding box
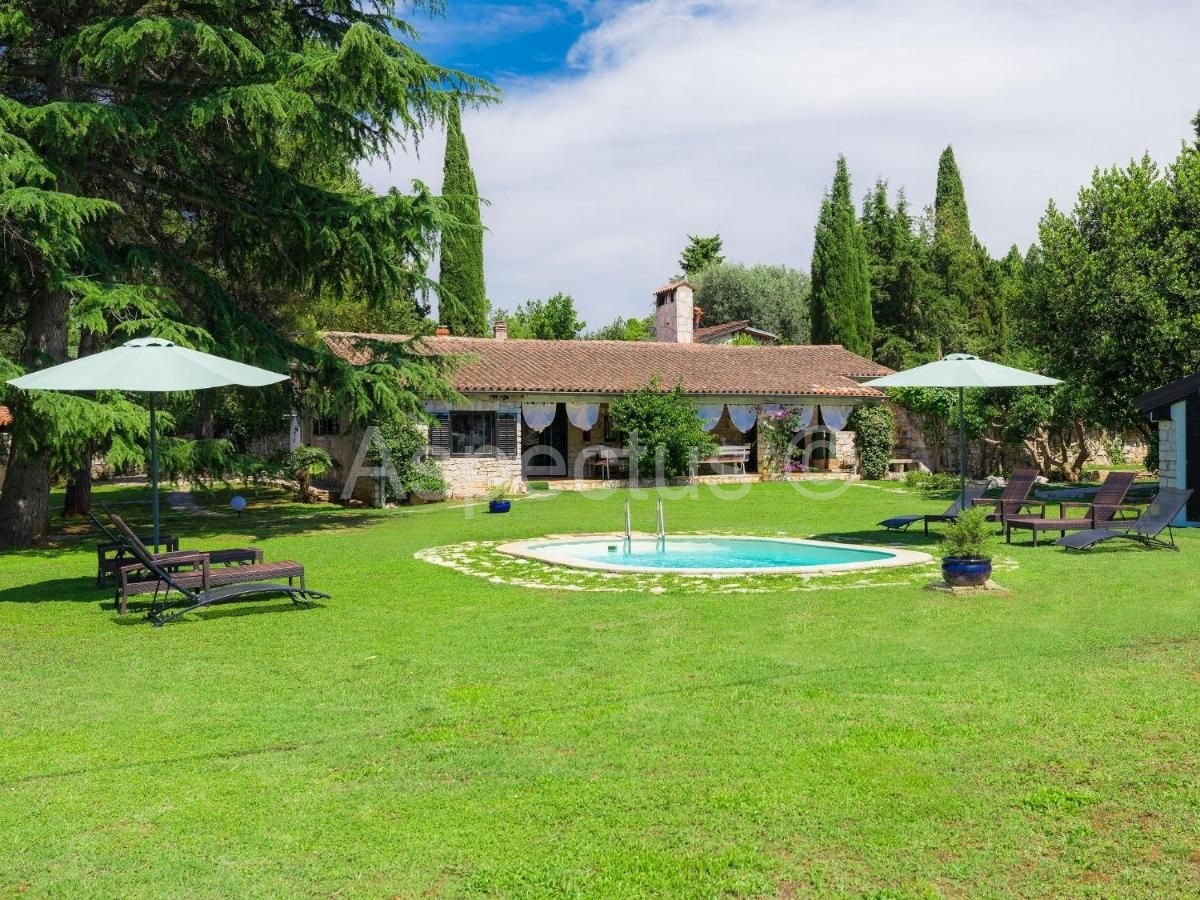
[2,481,1199,897]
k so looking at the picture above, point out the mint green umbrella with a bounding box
[864,353,1060,506]
[7,337,288,548]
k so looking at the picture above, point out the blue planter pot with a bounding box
[941,556,992,587]
[488,499,511,514]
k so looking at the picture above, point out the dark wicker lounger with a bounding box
[971,468,1043,524]
[89,510,179,587]
[111,515,328,625]
[880,483,985,535]
[1005,471,1140,547]
[1056,487,1192,552]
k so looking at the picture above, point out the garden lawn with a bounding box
[1,481,1199,897]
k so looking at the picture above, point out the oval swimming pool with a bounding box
[497,535,931,575]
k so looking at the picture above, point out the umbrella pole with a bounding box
[958,386,966,509]
[149,393,159,551]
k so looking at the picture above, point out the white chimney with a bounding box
[493,319,508,340]
[654,281,694,343]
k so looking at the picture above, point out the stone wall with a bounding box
[1157,405,1182,490]
[427,400,525,501]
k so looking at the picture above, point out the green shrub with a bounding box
[408,459,447,497]
[850,405,895,480]
[941,505,993,559]
[608,379,716,479]
[371,419,435,503]
[904,470,959,492]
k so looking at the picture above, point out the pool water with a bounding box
[499,535,929,575]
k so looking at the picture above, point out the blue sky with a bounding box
[409,1,614,82]
[366,1,1200,330]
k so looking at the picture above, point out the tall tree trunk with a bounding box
[0,289,72,547]
[61,454,93,518]
[61,329,101,519]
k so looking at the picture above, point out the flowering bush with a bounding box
[761,408,809,476]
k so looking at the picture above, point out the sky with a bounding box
[361,0,1200,330]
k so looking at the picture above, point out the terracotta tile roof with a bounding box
[322,332,890,399]
[0,405,10,427]
[693,320,779,343]
[653,279,692,295]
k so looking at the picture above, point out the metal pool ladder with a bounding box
[656,497,666,551]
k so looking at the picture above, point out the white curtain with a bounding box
[695,403,724,432]
[727,404,758,434]
[819,404,852,432]
[522,402,557,431]
[565,402,600,431]
[792,405,815,430]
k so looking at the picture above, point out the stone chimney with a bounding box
[654,281,694,343]
[493,319,508,340]
[435,325,450,336]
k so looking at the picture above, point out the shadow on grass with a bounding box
[0,578,101,605]
[811,527,946,549]
[109,598,328,626]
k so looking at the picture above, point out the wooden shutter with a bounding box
[496,412,518,458]
[428,412,451,457]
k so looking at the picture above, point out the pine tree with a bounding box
[0,3,493,546]
[438,101,488,336]
[678,234,725,278]
[810,156,874,356]
[861,182,930,367]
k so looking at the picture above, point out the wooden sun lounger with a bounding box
[879,483,986,536]
[1056,487,1192,552]
[1004,471,1140,547]
[110,515,328,625]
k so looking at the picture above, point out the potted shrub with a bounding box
[488,483,512,514]
[940,505,993,587]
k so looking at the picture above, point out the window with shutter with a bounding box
[428,412,451,457]
[496,413,519,458]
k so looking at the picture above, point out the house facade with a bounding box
[315,282,890,502]
[1136,374,1200,524]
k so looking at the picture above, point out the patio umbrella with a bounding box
[864,353,1060,506]
[6,337,288,548]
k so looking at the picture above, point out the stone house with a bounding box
[314,281,890,502]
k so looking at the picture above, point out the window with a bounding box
[312,415,339,437]
[451,411,496,456]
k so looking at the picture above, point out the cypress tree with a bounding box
[810,156,874,357]
[438,102,488,336]
[934,145,972,243]
[929,146,1005,356]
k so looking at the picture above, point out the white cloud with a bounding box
[361,0,1200,329]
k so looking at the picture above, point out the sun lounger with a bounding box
[1056,487,1191,552]
[879,483,986,536]
[96,505,262,601]
[110,515,328,625]
[89,510,179,587]
[1004,470,1141,547]
[971,468,1042,524]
